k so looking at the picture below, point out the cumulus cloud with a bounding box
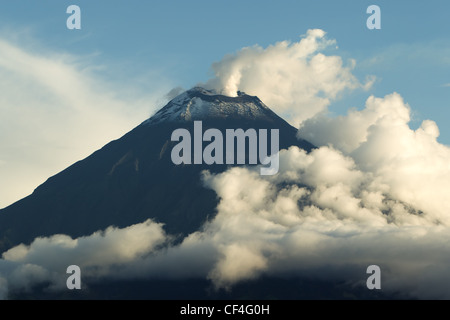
[1,139,450,298]
[0,220,168,298]
[3,220,167,269]
[197,139,450,298]
[187,88,450,298]
[298,93,450,225]
[205,29,374,126]
[0,37,170,209]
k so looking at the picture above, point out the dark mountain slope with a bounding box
[0,87,314,252]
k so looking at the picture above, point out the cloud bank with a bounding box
[2,138,450,299]
[298,93,450,225]
[0,220,168,297]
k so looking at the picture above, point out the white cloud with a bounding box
[195,141,450,298]
[299,93,450,225]
[0,219,168,296]
[0,38,171,209]
[298,93,412,153]
[182,88,450,298]
[1,137,450,298]
[205,29,373,126]
[3,220,167,269]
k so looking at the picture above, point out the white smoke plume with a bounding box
[205,29,374,126]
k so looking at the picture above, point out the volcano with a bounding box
[0,87,314,253]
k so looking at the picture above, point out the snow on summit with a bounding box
[145,87,279,125]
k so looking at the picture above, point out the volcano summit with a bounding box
[0,87,314,254]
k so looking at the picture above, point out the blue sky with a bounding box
[0,0,449,207]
